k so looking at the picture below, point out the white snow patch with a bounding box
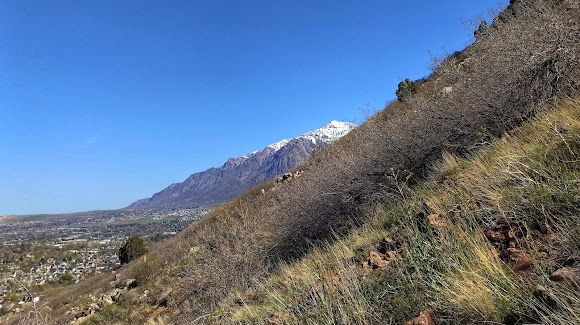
[238,121,357,159]
[299,121,357,145]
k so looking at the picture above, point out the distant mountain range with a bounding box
[126,121,357,209]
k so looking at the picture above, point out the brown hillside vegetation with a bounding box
[229,98,580,324]
[5,0,579,324]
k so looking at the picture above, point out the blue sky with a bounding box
[0,1,507,215]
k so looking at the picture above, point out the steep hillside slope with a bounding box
[127,121,356,209]
[227,99,580,324]
[8,1,579,324]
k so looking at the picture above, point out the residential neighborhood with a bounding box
[0,207,209,314]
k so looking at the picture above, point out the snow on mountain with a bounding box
[299,120,358,145]
[241,121,357,160]
[127,121,357,209]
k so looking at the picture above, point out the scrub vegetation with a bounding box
[228,99,580,325]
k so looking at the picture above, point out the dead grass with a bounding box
[228,99,580,324]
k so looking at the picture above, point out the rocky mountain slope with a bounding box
[127,121,357,209]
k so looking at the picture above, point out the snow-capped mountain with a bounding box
[127,121,357,209]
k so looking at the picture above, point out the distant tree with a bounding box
[396,79,417,102]
[119,236,146,264]
[59,273,74,284]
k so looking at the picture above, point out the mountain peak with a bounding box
[299,120,357,145]
[242,121,357,159]
[327,120,352,126]
[127,120,356,209]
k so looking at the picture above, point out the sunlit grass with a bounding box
[227,99,580,324]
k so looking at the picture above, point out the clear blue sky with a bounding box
[0,0,507,215]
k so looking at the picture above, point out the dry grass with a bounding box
[228,99,580,324]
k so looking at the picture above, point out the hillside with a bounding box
[4,0,579,324]
[127,121,356,209]
[226,98,580,324]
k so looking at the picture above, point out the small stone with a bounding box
[507,248,532,271]
[124,278,136,288]
[427,214,446,229]
[404,309,436,325]
[267,312,281,324]
[485,229,505,243]
[549,266,580,286]
[321,272,340,285]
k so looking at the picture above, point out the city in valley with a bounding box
[0,207,209,312]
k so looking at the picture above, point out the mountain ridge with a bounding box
[127,120,357,209]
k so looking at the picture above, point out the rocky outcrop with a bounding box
[275,170,303,183]
[474,20,489,40]
[71,279,135,324]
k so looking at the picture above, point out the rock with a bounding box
[532,285,558,310]
[377,237,398,253]
[124,278,136,288]
[507,248,532,271]
[282,172,292,181]
[549,266,580,286]
[140,289,150,300]
[484,229,505,243]
[321,272,340,286]
[276,170,304,183]
[427,214,446,229]
[102,294,113,303]
[369,250,390,269]
[99,294,113,307]
[361,237,402,270]
[405,309,436,325]
[89,302,100,313]
[267,312,281,324]
[112,290,123,302]
[75,311,87,319]
[474,20,489,40]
